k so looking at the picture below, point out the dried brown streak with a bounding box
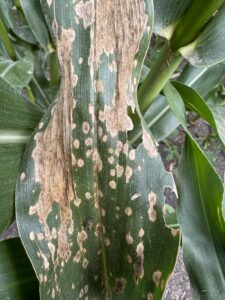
[31,27,77,263]
[89,0,148,137]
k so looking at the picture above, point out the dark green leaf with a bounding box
[20,0,50,50]
[180,3,225,66]
[0,77,42,234]
[164,82,225,299]
[153,0,192,39]
[0,53,34,92]
[0,238,39,299]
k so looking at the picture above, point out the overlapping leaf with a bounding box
[0,77,42,234]
[180,3,225,66]
[16,1,179,299]
[164,82,225,299]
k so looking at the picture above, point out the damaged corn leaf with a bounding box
[16,1,179,299]
[0,77,42,235]
[164,82,225,298]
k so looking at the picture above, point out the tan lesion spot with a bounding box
[31,27,79,264]
[113,277,127,294]
[75,0,95,29]
[134,242,144,282]
[148,192,157,222]
[152,270,162,287]
[89,0,148,135]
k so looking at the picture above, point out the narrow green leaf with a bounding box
[180,3,225,66]
[174,82,225,146]
[0,238,39,299]
[16,1,179,299]
[164,82,225,299]
[20,0,50,50]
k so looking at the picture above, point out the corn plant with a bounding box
[0,0,225,299]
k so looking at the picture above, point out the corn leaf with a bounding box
[0,53,34,92]
[0,238,39,299]
[16,1,179,299]
[153,0,192,39]
[181,3,225,66]
[0,77,42,234]
[164,82,225,299]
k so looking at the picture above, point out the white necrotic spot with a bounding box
[101,208,106,217]
[108,156,114,165]
[147,293,153,300]
[110,169,116,177]
[79,289,84,298]
[131,193,141,201]
[74,197,82,207]
[47,0,52,7]
[94,79,104,92]
[108,147,113,154]
[77,159,85,168]
[82,122,90,134]
[126,233,134,245]
[82,258,89,269]
[74,139,80,149]
[109,180,116,189]
[171,228,180,237]
[29,231,35,241]
[138,228,145,237]
[85,192,91,200]
[37,233,44,240]
[51,288,55,298]
[152,270,162,287]
[79,57,83,64]
[52,228,57,239]
[20,172,26,181]
[102,135,108,142]
[39,122,44,129]
[117,165,124,177]
[142,127,158,158]
[125,207,132,216]
[148,192,157,222]
[72,283,75,289]
[125,166,133,183]
[85,138,92,146]
[129,149,136,160]
[104,238,110,246]
[85,285,89,294]
[73,251,81,263]
[127,255,132,264]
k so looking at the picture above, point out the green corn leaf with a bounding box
[164,82,225,299]
[178,62,225,96]
[0,53,34,92]
[20,0,50,51]
[180,3,225,66]
[153,0,192,40]
[0,77,42,234]
[0,238,39,299]
[173,82,225,146]
[16,1,180,299]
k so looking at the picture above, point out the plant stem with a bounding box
[138,43,182,116]
[0,17,16,60]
